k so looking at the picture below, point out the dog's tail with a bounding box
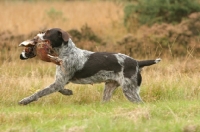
[138,58,161,68]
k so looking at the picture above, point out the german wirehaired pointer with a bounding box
[19,28,161,105]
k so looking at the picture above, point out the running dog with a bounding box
[19,28,161,105]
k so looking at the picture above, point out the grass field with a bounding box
[0,1,200,132]
[0,59,200,132]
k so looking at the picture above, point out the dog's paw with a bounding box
[18,97,36,105]
[18,99,29,105]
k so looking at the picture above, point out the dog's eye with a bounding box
[39,31,46,34]
[45,30,50,35]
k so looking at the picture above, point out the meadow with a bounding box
[0,1,200,132]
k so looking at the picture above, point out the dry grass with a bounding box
[0,1,126,39]
[141,58,200,102]
[0,55,199,105]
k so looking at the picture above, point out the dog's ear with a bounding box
[58,29,70,42]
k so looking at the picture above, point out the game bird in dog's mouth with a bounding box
[19,28,161,105]
[19,33,62,65]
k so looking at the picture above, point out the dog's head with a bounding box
[19,28,70,60]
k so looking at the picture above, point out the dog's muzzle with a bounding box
[19,47,36,60]
[20,51,28,60]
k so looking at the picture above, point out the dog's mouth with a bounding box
[20,46,36,60]
[19,32,62,65]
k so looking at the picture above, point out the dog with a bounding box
[19,28,161,105]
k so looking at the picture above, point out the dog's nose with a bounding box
[20,52,28,60]
[20,54,28,60]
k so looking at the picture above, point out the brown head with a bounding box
[42,28,70,48]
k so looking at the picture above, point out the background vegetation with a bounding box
[124,0,200,26]
[0,0,200,132]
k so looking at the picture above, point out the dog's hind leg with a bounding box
[102,81,119,102]
[123,86,142,103]
[122,81,142,103]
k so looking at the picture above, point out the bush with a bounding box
[68,25,103,51]
[124,0,200,27]
[119,13,200,57]
[68,24,102,44]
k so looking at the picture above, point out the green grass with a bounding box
[1,100,200,132]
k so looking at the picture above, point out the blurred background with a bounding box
[1,0,200,63]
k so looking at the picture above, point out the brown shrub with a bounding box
[118,12,200,58]
[68,24,104,51]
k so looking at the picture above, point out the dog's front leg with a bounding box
[19,82,64,105]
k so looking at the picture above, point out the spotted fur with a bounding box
[19,28,161,105]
